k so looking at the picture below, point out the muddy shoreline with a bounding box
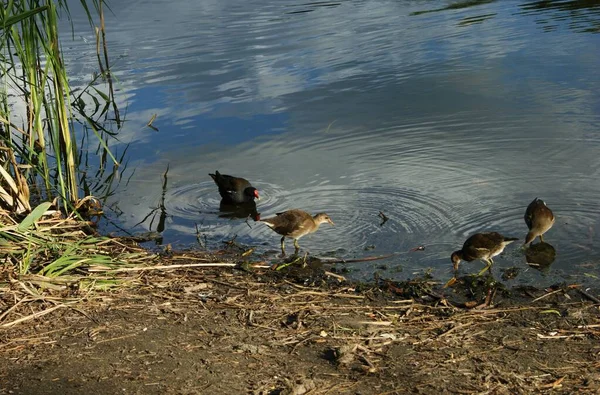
[1,250,600,394]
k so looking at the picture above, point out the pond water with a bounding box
[61,0,600,285]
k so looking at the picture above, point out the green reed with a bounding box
[0,0,120,214]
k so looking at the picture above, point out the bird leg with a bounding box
[293,239,300,255]
[280,237,286,256]
[478,259,493,276]
[539,234,544,243]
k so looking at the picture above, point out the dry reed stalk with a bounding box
[1,303,74,328]
[88,262,248,272]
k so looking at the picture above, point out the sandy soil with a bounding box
[1,253,600,395]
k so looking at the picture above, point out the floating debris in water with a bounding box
[378,211,389,226]
[146,113,159,131]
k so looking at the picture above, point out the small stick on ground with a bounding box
[2,303,72,328]
[88,262,271,273]
[324,271,346,282]
[241,248,255,257]
[576,288,600,304]
[318,253,398,264]
[532,287,566,303]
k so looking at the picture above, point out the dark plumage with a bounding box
[261,209,334,255]
[524,198,554,245]
[209,171,259,204]
[451,232,518,274]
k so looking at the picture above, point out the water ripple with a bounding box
[59,0,600,287]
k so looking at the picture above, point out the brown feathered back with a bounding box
[262,209,333,239]
[460,232,517,261]
[524,198,554,244]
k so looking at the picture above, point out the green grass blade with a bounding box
[17,202,53,232]
[0,6,48,30]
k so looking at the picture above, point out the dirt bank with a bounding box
[1,252,600,394]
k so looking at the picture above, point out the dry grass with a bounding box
[1,206,599,393]
[2,259,600,393]
[0,203,160,329]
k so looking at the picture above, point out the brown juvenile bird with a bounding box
[524,198,554,245]
[209,171,259,204]
[451,232,518,275]
[261,209,334,255]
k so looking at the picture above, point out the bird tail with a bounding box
[503,237,518,243]
[261,220,275,228]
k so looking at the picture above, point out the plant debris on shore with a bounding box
[2,226,600,394]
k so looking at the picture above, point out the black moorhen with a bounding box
[524,198,554,245]
[451,232,518,275]
[261,209,334,255]
[209,171,259,204]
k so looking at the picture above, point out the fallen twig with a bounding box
[532,288,565,303]
[324,271,346,282]
[537,376,566,389]
[537,333,586,340]
[1,303,72,328]
[0,296,32,321]
[576,288,600,304]
[87,262,270,272]
[318,253,398,264]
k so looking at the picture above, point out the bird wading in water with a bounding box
[261,209,334,256]
[209,171,259,204]
[524,198,554,245]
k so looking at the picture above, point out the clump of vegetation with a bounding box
[1,201,152,276]
[1,0,121,214]
[0,1,149,325]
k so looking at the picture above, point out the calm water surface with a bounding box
[62,0,600,285]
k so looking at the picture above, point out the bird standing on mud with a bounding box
[261,209,334,256]
[209,171,259,204]
[451,232,518,275]
[524,198,554,245]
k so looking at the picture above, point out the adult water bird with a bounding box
[261,209,334,255]
[524,198,554,245]
[451,232,518,275]
[209,171,259,204]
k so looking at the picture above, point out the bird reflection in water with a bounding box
[525,241,556,272]
[218,200,260,222]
